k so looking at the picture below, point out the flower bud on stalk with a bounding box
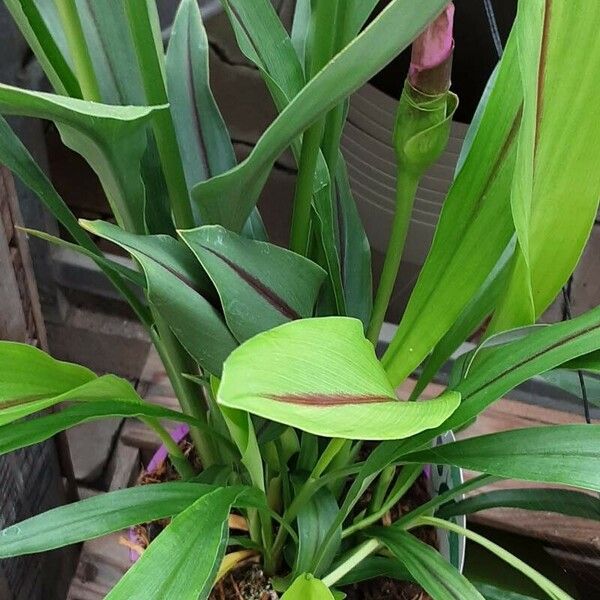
[394,2,458,175]
[367,3,458,344]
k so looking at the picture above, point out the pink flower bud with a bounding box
[408,3,455,95]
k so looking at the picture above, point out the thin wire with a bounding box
[483,0,503,59]
[562,279,592,424]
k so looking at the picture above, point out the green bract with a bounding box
[0,1,599,598]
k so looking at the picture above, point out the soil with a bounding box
[131,437,437,600]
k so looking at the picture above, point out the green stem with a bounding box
[343,464,422,539]
[367,168,420,344]
[54,0,101,101]
[125,0,194,230]
[150,315,217,468]
[289,0,338,255]
[322,539,381,588]
[289,123,323,254]
[144,417,196,480]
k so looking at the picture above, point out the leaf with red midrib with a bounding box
[219,317,460,440]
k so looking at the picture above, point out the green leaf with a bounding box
[75,0,145,104]
[282,574,335,600]
[23,228,146,289]
[167,0,237,186]
[291,0,311,66]
[0,341,94,404]
[437,488,600,521]
[0,399,203,456]
[402,425,600,492]
[491,2,600,331]
[419,517,573,600]
[80,219,211,294]
[3,0,80,96]
[335,156,372,330]
[105,488,252,600]
[192,0,451,231]
[539,368,600,408]
[218,317,460,440]
[382,30,521,385]
[0,83,160,234]
[139,256,237,377]
[373,527,484,599]
[412,240,514,399]
[0,482,232,557]
[180,226,326,342]
[293,486,341,578]
[347,0,381,37]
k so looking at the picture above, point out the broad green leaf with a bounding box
[0,399,203,456]
[218,317,460,440]
[192,0,450,231]
[382,30,521,385]
[3,0,80,96]
[373,528,484,599]
[293,486,340,578]
[167,0,237,186]
[180,226,326,342]
[0,341,93,405]
[75,0,145,104]
[402,425,600,492]
[218,0,343,304]
[562,350,600,373]
[412,241,514,399]
[291,0,311,67]
[23,228,146,289]
[282,574,335,600]
[0,117,151,324]
[347,0,381,37]
[539,368,600,408]
[474,583,540,600]
[105,487,256,600]
[0,83,160,234]
[222,0,305,106]
[80,219,211,295]
[335,156,372,330]
[420,517,573,600]
[492,2,600,331]
[137,255,237,377]
[0,482,230,557]
[0,350,140,425]
[437,488,600,521]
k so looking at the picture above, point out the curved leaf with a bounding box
[0,83,160,233]
[218,317,460,440]
[0,482,231,557]
[437,488,600,521]
[402,425,600,492]
[180,226,326,342]
[372,528,484,599]
[0,399,204,456]
[105,487,263,600]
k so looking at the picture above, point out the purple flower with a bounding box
[408,3,455,95]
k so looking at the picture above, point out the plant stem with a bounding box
[288,0,338,255]
[144,417,196,480]
[125,0,195,230]
[367,168,420,344]
[322,539,381,588]
[342,464,422,539]
[54,0,101,101]
[150,315,217,468]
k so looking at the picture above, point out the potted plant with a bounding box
[0,1,599,598]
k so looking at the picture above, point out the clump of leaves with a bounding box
[1,1,600,599]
